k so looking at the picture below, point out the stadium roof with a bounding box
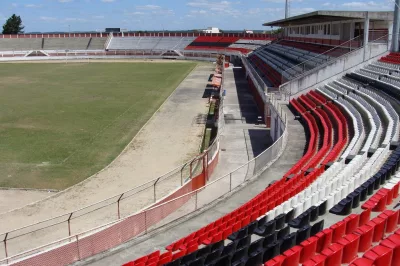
[263,11,394,27]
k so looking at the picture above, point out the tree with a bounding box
[2,14,24,34]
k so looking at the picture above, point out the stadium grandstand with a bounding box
[0,6,400,266]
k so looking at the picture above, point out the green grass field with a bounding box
[0,62,197,189]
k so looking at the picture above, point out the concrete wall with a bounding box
[270,104,285,142]
[280,43,389,99]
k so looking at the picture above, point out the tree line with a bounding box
[2,14,24,34]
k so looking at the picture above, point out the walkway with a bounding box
[211,67,272,180]
[83,76,306,266]
[0,63,213,259]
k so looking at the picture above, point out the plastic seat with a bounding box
[211,240,224,252]
[330,221,346,243]
[245,251,263,266]
[196,245,211,258]
[264,254,286,266]
[181,250,198,265]
[248,238,264,257]
[221,241,237,257]
[344,214,360,234]
[349,257,374,266]
[302,254,326,266]
[354,224,374,252]
[381,235,400,266]
[255,220,276,237]
[337,233,360,263]
[236,235,251,250]
[204,249,222,265]
[275,214,286,230]
[158,252,173,266]
[296,225,311,245]
[263,240,282,262]
[283,246,302,266]
[247,221,259,235]
[310,220,324,236]
[300,236,318,263]
[363,245,393,266]
[263,232,278,248]
[203,231,222,245]
[379,210,399,233]
[281,232,297,253]
[187,257,206,266]
[164,259,181,266]
[277,226,290,240]
[213,255,231,266]
[228,226,248,241]
[315,228,333,253]
[321,243,343,266]
[231,247,249,266]
[367,217,386,242]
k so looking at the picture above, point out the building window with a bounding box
[332,24,340,35]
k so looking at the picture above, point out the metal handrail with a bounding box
[281,35,364,81]
[280,34,390,87]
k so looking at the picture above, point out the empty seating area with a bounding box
[108,37,196,51]
[43,37,92,50]
[245,39,349,86]
[185,36,257,53]
[228,39,271,51]
[0,38,42,51]
[121,52,400,266]
[87,37,107,49]
[279,40,351,57]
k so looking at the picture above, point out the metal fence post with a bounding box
[75,235,81,260]
[229,173,232,192]
[117,193,124,220]
[67,213,73,236]
[3,233,8,261]
[194,191,198,210]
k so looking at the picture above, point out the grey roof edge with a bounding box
[263,10,394,27]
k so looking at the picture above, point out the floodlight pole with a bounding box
[285,0,289,19]
[393,0,400,52]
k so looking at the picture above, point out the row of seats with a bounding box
[228,39,271,51]
[301,209,400,266]
[279,40,350,57]
[108,37,196,51]
[380,52,400,64]
[122,73,351,266]
[247,54,282,88]
[0,37,107,51]
[122,54,400,266]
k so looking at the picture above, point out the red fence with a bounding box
[0,32,277,39]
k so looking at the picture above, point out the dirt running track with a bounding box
[0,63,213,259]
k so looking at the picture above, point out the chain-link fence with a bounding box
[0,53,288,265]
[0,90,287,266]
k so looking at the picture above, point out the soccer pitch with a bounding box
[0,61,197,189]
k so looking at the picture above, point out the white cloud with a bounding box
[136,5,162,10]
[261,0,303,2]
[25,4,41,8]
[342,0,392,9]
[40,16,57,21]
[58,0,73,3]
[65,17,87,22]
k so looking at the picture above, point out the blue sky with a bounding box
[0,0,395,32]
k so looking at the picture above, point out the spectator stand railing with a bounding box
[279,34,391,99]
[0,87,288,266]
[280,35,364,85]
